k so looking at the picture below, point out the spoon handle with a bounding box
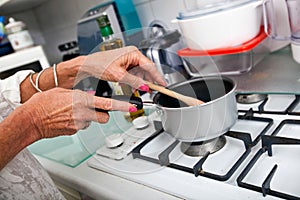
[146,82,205,106]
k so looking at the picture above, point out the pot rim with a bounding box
[153,76,237,111]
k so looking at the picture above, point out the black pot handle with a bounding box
[95,95,143,113]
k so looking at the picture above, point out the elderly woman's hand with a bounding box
[78,46,167,91]
[20,46,166,103]
[21,87,136,139]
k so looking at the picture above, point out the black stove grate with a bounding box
[287,96,300,115]
[237,119,300,200]
[132,110,273,182]
[238,94,300,115]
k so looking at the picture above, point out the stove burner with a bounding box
[180,136,226,157]
[236,94,268,104]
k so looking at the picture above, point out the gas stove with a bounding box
[88,93,300,200]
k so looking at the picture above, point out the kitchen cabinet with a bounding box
[0,0,9,7]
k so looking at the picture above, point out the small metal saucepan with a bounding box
[151,76,237,142]
[97,76,237,142]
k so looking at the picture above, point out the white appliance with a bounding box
[88,93,300,200]
[0,45,49,79]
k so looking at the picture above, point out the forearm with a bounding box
[20,56,86,102]
[0,106,39,170]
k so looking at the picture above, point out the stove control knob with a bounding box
[132,116,149,129]
[105,134,124,148]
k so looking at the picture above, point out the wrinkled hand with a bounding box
[81,46,167,90]
[21,88,136,139]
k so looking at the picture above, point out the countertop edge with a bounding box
[34,155,182,200]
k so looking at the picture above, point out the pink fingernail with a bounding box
[129,107,138,112]
[139,84,149,92]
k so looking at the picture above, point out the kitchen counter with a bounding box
[228,46,300,94]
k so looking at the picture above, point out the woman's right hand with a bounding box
[78,46,167,90]
[20,46,167,103]
[20,87,136,139]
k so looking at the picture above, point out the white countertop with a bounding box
[34,154,182,200]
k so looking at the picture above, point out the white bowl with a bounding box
[173,1,263,50]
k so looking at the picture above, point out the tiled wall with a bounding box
[9,0,184,64]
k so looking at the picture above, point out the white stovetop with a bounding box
[34,94,300,200]
[34,151,279,200]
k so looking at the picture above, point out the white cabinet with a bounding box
[0,0,48,14]
[0,45,50,79]
[0,45,49,72]
[0,0,10,7]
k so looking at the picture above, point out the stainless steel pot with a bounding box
[152,76,237,142]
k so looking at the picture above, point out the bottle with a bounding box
[97,14,123,51]
[4,17,34,51]
[97,14,144,121]
[97,13,126,97]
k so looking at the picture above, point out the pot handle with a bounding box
[142,101,163,116]
[262,0,273,39]
[95,95,143,112]
[155,106,163,117]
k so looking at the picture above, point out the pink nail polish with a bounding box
[139,84,149,92]
[129,107,138,112]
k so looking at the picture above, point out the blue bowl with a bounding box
[0,41,14,57]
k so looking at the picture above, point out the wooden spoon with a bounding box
[146,82,205,106]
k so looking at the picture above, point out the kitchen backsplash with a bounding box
[7,0,184,64]
[134,0,183,29]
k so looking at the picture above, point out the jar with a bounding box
[5,17,34,51]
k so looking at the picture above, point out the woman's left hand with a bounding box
[21,88,137,139]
